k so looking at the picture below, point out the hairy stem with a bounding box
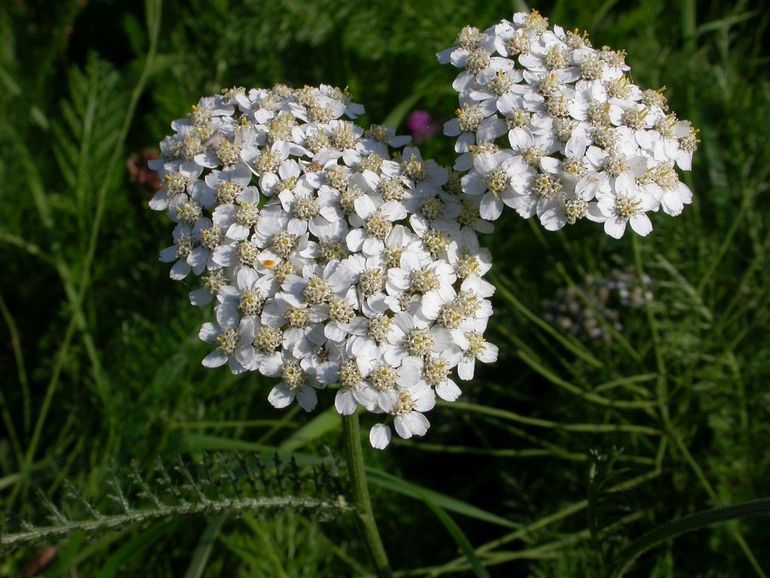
[0,496,345,547]
[341,412,393,578]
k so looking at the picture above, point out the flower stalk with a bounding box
[341,411,393,577]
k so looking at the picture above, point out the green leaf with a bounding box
[367,468,520,529]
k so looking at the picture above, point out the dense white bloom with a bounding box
[151,85,498,449]
[439,10,698,237]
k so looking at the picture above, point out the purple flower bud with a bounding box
[406,110,439,142]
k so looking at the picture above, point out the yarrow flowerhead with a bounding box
[438,10,699,238]
[150,84,498,449]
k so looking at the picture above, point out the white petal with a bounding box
[352,385,378,410]
[159,246,178,263]
[202,350,228,368]
[629,213,653,236]
[267,383,295,408]
[443,118,461,137]
[420,292,444,320]
[189,288,213,306]
[479,194,503,220]
[461,172,486,196]
[353,194,377,220]
[661,193,684,216]
[215,303,239,329]
[435,379,462,402]
[295,386,318,412]
[314,361,338,385]
[212,246,236,267]
[398,357,422,387]
[149,192,169,211]
[324,322,347,342]
[169,260,191,280]
[260,354,283,377]
[227,223,250,240]
[395,412,430,439]
[198,322,219,343]
[387,268,410,292]
[378,390,398,413]
[477,342,498,363]
[362,237,384,257]
[457,357,475,381]
[381,201,407,221]
[604,217,627,239]
[346,228,366,252]
[235,345,256,369]
[335,389,358,415]
[369,424,392,449]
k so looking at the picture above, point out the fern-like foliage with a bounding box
[50,52,125,247]
[0,452,350,550]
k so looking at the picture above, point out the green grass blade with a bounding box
[278,407,341,454]
[417,491,491,578]
[491,272,604,368]
[0,62,21,96]
[184,514,227,578]
[516,350,657,410]
[382,92,423,128]
[180,433,274,453]
[95,521,177,578]
[610,498,770,578]
[446,401,660,435]
[366,468,520,530]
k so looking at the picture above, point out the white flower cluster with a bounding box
[438,10,699,238]
[150,85,498,449]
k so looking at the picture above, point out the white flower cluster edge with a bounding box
[438,10,698,238]
[150,84,499,449]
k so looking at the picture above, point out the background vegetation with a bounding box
[1,0,769,575]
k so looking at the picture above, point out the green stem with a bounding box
[341,412,393,578]
[0,496,344,547]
